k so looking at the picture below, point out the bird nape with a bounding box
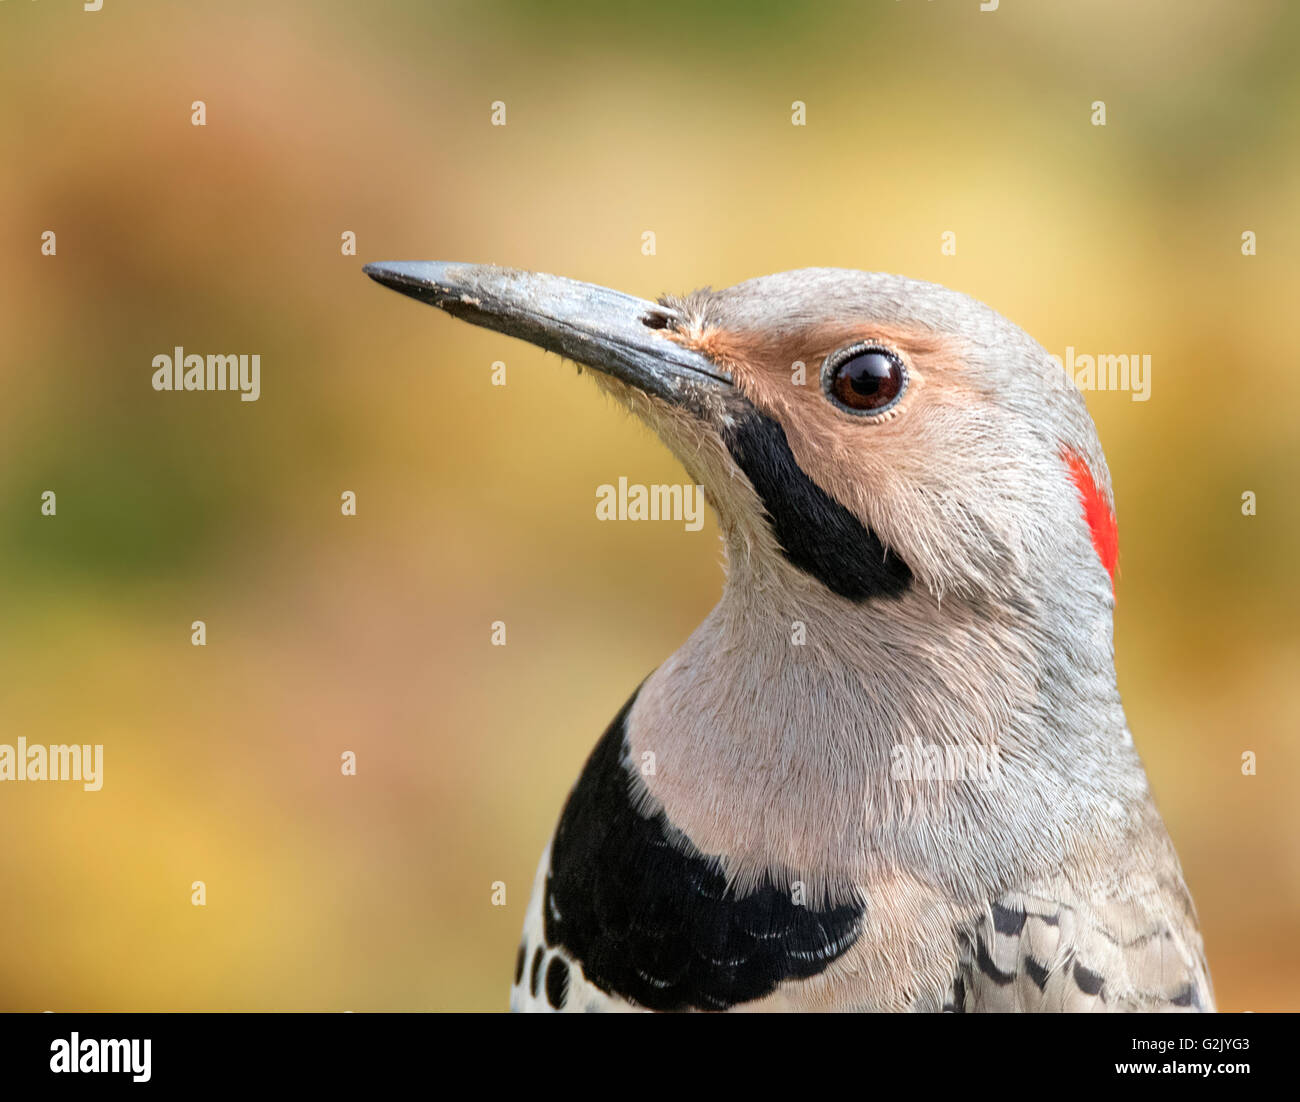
[364,261,1212,1014]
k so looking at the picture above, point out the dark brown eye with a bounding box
[825,345,906,415]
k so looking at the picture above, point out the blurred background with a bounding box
[0,0,1296,1011]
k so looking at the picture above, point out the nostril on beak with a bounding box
[641,310,673,330]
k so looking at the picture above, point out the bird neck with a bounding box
[625,544,1149,902]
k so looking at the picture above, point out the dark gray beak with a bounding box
[363,261,731,408]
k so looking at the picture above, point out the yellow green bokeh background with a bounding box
[0,0,1296,1010]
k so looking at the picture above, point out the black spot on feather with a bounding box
[1025,956,1052,991]
[529,947,543,998]
[1072,960,1105,997]
[991,903,1027,937]
[974,937,1015,986]
[545,957,570,1009]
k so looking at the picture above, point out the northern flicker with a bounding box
[364,261,1213,1013]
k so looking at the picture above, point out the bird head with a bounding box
[363,262,1116,620]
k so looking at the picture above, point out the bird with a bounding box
[363,261,1214,1013]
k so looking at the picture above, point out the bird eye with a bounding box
[824,344,907,415]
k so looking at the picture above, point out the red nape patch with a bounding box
[1063,450,1118,586]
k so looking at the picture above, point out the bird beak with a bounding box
[363,261,732,409]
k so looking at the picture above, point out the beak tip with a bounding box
[363,261,454,307]
[363,260,416,287]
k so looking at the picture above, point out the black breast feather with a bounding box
[543,689,863,1011]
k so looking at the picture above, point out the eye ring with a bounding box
[821,342,909,417]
